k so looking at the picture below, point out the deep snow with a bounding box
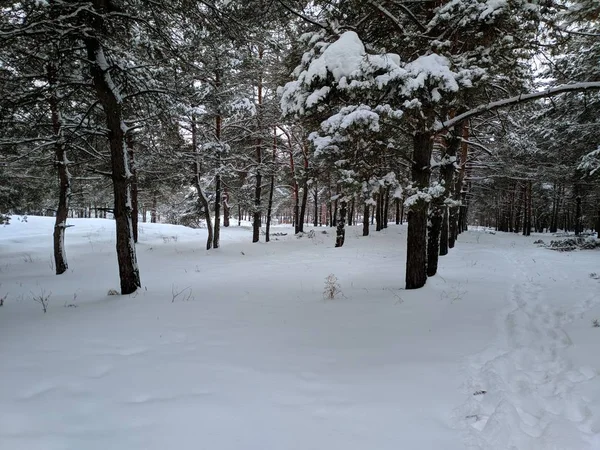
[0,217,599,449]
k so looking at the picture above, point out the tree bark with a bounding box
[383,187,390,228]
[439,128,460,256]
[253,48,264,243]
[192,115,213,250]
[213,113,222,249]
[375,192,382,231]
[266,129,276,243]
[85,30,140,295]
[363,203,370,236]
[313,185,318,227]
[335,201,347,247]
[126,134,138,243]
[48,62,70,275]
[223,189,230,227]
[575,195,582,236]
[405,131,433,290]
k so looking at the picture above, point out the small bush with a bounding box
[323,274,342,300]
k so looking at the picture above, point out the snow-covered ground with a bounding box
[0,216,599,450]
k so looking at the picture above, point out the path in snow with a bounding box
[456,242,600,449]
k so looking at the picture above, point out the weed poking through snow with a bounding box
[31,289,51,313]
[323,274,342,300]
[171,284,193,303]
[593,319,600,328]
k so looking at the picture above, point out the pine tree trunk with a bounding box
[335,201,347,247]
[383,187,390,228]
[575,195,582,236]
[349,197,355,227]
[439,128,460,256]
[332,198,338,227]
[375,192,382,231]
[427,209,443,277]
[192,115,213,250]
[253,48,264,243]
[299,179,308,232]
[48,62,70,275]
[313,185,319,227]
[126,135,138,244]
[395,198,400,225]
[85,32,140,295]
[405,131,432,290]
[363,203,370,236]
[400,196,405,225]
[223,189,230,227]
[266,133,276,243]
[213,114,222,249]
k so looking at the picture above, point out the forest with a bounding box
[1,1,599,293]
[1,2,600,449]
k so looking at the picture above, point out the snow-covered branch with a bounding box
[439,82,600,130]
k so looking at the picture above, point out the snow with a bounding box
[304,31,365,84]
[1,217,599,449]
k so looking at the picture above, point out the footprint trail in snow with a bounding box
[456,251,600,449]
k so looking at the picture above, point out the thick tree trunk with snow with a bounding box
[85,33,140,295]
[213,113,222,249]
[406,131,433,290]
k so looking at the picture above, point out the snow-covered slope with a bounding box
[0,217,598,449]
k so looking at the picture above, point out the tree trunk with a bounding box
[85,32,140,295]
[427,209,443,277]
[400,196,405,225]
[375,192,382,231]
[335,201,347,247]
[126,134,138,243]
[405,131,432,290]
[223,189,230,227]
[213,113,222,249]
[192,115,213,250]
[383,187,390,228]
[48,62,70,275]
[575,195,582,236]
[439,128,459,256]
[349,197,355,227]
[299,179,308,232]
[313,185,318,227]
[363,203,370,236]
[253,48,264,243]
[266,130,276,243]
